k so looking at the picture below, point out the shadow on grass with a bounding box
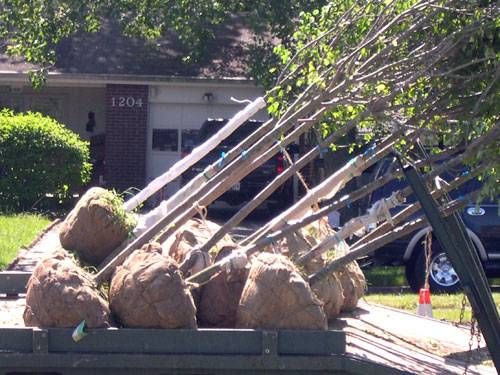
[364,266,408,287]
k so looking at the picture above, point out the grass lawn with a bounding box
[364,266,500,323]
[0,213,51,270]
[364,266,408,287]
[364,292,500,323]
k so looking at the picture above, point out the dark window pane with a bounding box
[181,129,199,153]
[197,119,261,146]
[152,129,178,151]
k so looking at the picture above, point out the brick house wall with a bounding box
[105,84,148,191]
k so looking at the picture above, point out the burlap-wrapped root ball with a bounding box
[236,252,327,330]
[197,247,248,327]
[109,242,197,329]
[309,269,345,319]
[164,218,235,275]
[336,261,366,312]
[23,249,111,328]
[59,187,136,265]
[165,218,220,261]
[279,231,345,319]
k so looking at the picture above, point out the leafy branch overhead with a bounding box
[265,0,498,198]
[0,0,326,87]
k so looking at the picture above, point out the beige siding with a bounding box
[0,85,105,140]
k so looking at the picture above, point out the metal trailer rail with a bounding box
[1,268,495,374]
[0,271,30,296]
[0,326,406,375]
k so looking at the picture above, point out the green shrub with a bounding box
[0,110,92,211]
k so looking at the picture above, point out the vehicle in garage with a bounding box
[181,119,294,210]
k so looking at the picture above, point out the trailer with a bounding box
[0,223,495,375]
[0,273,495,374]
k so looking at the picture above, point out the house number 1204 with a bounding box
[111,96,143,108]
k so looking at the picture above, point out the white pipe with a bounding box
[262,153,366,234]
[295,192,404,266]
[124,97,267,212]
[313,192,404,254]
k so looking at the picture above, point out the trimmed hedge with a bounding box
[0,110,92,211]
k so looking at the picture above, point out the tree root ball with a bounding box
[311,272,345,319]
[279,230,345,319]
[59,187,136,265]
[164,218,235,275]
[197,247,248,328]
[23,249,111,328]
[336,261,366,312]
[236,252,327,330]
[109,242,197,329]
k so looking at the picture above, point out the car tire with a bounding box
[407,241,462,293]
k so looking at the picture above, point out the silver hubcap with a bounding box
[430,252,459,287]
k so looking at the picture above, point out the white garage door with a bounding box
[147,102,243,199]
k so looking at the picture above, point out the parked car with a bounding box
[181,119,294,210]
[365,156,500,293]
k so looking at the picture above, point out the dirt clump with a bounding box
[279,229,345,319]
[59,187,135,265]
[336,261,366,312]
[309,267,345,318]
[163,218,234,276]
[23,249,111,328]
[281,223,367,314]
[197,247,248,327]
[236,252,327,330]
[109,242,197,329]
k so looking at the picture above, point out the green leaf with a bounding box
[376,83,387,94]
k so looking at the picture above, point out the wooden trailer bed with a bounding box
[0,289,494,375]
[0,220,495,374]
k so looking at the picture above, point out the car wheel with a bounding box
[428,251,462,293]
[410,242,462,293]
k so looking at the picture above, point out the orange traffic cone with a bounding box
[416,288,433,317]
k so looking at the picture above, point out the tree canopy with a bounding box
[0,0,326,86]
[264,0,498,198]
[1,0,498,197]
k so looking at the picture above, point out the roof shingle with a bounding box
[0,15,258,79]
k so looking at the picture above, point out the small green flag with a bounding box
[72,320,88,342]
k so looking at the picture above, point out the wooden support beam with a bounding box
[402,163,500,372]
